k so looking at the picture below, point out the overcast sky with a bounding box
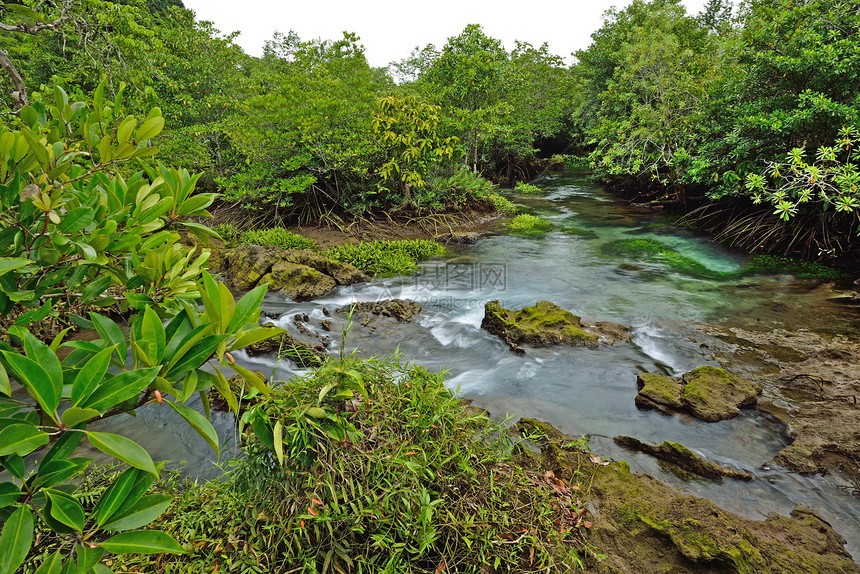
[181,0,709,68]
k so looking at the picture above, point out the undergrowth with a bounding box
[489,193,518,215]
[242,227,319,250]
[323,239,448,277]
[103,355,589,573]
[514,182,543,195]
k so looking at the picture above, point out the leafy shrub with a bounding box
[489,193,518,215]
[242,227,318,250]
[509,214,552,233]
[420,167,498,211]
[554,154,592,171]
[107,355,588,573]
[515,181,544,195]
[323,239,447,277]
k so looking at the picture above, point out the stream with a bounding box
[93,172,860,558]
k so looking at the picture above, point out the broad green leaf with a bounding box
[0,362,9,396]
[134,117,164,142]
[165,401,219,454]
[86,432,158,476]
[46,489,85,532]
[273,419,284,466]
[228,362,269,396]
[60,407,100,427]
[82,367,159,412]
[165,335,228,378]
[21,331,62,398]
[103,494,171,531]
[58,207,95,234]
[0,482,20,509]
[94,468,138,527]
[0,258,34,278]
[1,351,60,415]
[40,431,83,468]
[0,423,49,457]
[230,327,285,352]
[80,274,112,304]
[306,407,327,419]
[0,505,33,574]
[140,306,165,364]
[89,313,127,365]
[75,544,105,574]
[116,116,137,145]
[0,454,25,479]
[32,550,64,574]
[32,460,89,489]
[71,346,116,407]
[99,531,184,555]
[211,369,238,413]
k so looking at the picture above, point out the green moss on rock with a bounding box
[681,366,761,422]
[481,300,599,352]
[635,373,684,409]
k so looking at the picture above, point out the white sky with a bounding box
[181,0,709,68]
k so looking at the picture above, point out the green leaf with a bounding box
[0,454,25,479]
[32,550,64,574]
[0,423,50,457]
[134,117,165,143]
[82,367,159,413]
[1,351,60,415]
[89,313,127,364]
[86,432,158,476]
[21,331,62,399]
[116,116,137,145]
[80,274,112,304]
[71,346,116,407]
[40,431,83,468]
[273,419,284,466]
[0,363,9,396]
[32,460,89,489]
[228,362,269,396]
[140,306,166,364]
[165,401,219,454]
[0,258,34,278]
[103,495,171,532]
[165,335,228,378]
[211,369,238,413]
[230,327,284,351]
[0,505,34,574]
[93,468,138,527]
[75,544,105,573]
[59,207,95,234]
[61,407,100,427]
[99,531,184,555]
[0,482,20,509]
[46,489,85,532]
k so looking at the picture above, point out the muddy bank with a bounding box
[515,419,859,573]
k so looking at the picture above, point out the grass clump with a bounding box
[509,213,552,234]
[488,193,518,215]
[212,223,244,247]
[323,239,448,277]
[105,355,589,573]
[514,181,544,195]
[242,227,318,250]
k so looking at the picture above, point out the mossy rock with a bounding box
[338,299,422,324]
[260,261,337,302]
[613,436,752,481]
[481,300,599,352]
[636,367,761,422]
[635,373,684,410]
[681,366,761,422]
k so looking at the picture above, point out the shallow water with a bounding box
[98,172,860,557]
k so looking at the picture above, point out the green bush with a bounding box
[489,193,518,215]
[323,239,448,277]
[509,214,552,233]
[242,227,318,250]
[212,223,243,248]
[106,355,587,573]
[514,181,544,195]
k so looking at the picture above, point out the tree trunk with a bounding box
[0,48,28,109]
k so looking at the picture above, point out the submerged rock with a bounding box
[635,366,761,422]
[212,244,368,301]
[338,299,422,325]
[513,419,859,574]
[481,300,604,352]
[612,436,752,481]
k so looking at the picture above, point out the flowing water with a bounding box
[96,172,860,557]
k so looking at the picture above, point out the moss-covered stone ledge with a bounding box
[481,300,630,353]
[636,366,762,422]
[613,436,752,481]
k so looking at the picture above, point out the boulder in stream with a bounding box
[612,435,752,481]
[636,366,761,422]
[338,299,422,325]
[481,300,615,352]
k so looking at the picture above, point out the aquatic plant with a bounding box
[509,213,552,234]
[515,181,544,195]
[743,255,851,281]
